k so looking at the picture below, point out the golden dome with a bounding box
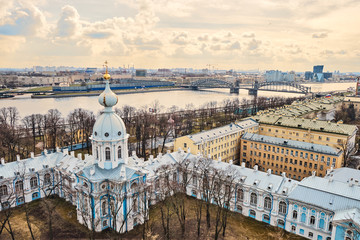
[103,73,111,80]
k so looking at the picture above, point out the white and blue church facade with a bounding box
[0,70,359,239]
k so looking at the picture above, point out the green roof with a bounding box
[254,115,357,136]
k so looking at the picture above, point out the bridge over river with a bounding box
[187,79,311,95]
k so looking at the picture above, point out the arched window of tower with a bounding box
[105,147,111,161]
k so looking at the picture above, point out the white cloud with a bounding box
[56,5,81,38]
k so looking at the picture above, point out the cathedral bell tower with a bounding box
[90,61,129,169]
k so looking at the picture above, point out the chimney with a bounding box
[229,160,233,164]
[241,162,246,168]
[16,155,20,161]
[44,149,48,156]
[254,165,258,171]
[1,158,5,165]
[120,166,126,179]
[132,151,136,156]
[187,147,191,153]
[158,153,162,159]
[178,147,182,153]
[149,155,154,162]
[312,171,316,177]
[329,174,333,182]
[208,154,211,159]
[90,167,95,176]
[77,153,82,160]
[56,147,60,152]
[30,152,35,158]
[63,149,69,156]
[267,169,272,176]
[218,157,222,162]
[282,172,286,178]
[167,150,171,154]
[70,151,75,157]
[349,178,354,187]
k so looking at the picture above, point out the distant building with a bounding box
[265,70,295,82]
[323,72,333,79]
[313,65,324,74]
[265,70,283,82]
[135,69,147,77]
[305,71,313,80]
[85,68,97,74]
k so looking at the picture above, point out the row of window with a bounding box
[236,189,287,214]
[96,146,122,161]
[246,146,337,163]
[250,159,326,173]
[0,174,51,196]
[261,128,342,143]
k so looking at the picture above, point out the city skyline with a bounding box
[0,0,360,71]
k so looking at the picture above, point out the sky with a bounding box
[0,0,359,71]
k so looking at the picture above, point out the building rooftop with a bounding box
[187,119,258,144]
[253,115,357,136]
[242,133,342,156]
[288,172,360,212]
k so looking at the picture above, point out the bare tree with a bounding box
[0,180,16,239]
[338,139,352,167]
[46,109,63,151]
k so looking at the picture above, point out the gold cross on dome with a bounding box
[104,60,109,74]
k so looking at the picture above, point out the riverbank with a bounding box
[31,87,189,98]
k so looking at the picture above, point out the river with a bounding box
[0,82,355,118]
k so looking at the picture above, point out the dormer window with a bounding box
[118,131,121,136]
[105,147,111,161]
[104,132,109,137]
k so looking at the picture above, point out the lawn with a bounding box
[0,195,306,240]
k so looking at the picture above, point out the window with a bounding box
[293,210,298,219]
[237,189,244,202]
[133,196,138,212]
[263,214,270,222]
[0,185,8,197]
[310,216,316,225]
[118,146,122,159]
[278,219,285,227]
[15,180,23,193]
[250,193,257,205]
[96,147,99,159]
[279,201,287,215]
[249,209,256,217]
[192,174,197,186]
[105,147,111,161]
[173,172,177,182]
[308,232,313,238]
[30,177,38,189]
[184,143,187,148]
[102,201,107,216]
[264,196,272,210]
[328,222,332,232]
[44,173,51,185]
[32,192,39,199]
[291,225,296,232]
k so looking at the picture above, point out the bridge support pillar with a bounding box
[230,87,239,94]
[248,89,258,96]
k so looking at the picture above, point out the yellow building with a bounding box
[253,115,357,152]
[240,133,343,180]
[343,96,360,111]
[174,119,258,163]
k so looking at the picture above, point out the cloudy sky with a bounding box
[0,0,359,71]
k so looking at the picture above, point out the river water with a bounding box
[0,82,355,118]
